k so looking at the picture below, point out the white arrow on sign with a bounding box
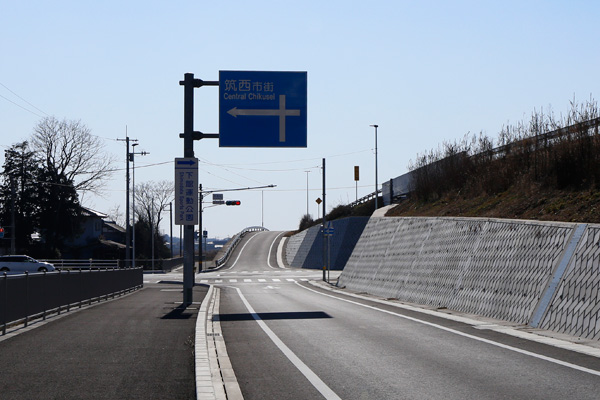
[227,94,300,142]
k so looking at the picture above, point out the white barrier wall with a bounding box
[338,216,600,340]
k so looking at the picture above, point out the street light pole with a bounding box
[305,170,310,217]
[130,143,148,269]
[370,124,379,210]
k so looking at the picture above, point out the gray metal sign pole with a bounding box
[179,73,218,305]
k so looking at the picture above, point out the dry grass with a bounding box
[386,180,600,224]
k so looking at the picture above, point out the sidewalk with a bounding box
[0,282,208,400]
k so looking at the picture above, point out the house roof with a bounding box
[104,221,126,233]
[99,239,126,249]
[81,207,108,219]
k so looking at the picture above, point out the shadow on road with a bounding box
[214,311,332,321]
[161,304,195,320]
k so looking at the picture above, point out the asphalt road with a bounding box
[207,231,600,400]
[0,277,207,400]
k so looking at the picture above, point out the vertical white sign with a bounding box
[174,158,198,225]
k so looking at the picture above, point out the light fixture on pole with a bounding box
[370,124,379,210]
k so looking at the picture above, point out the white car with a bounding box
[0,255,56,273]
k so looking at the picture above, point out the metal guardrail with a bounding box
[40,258,184,272]
[349,190,381,208]
[214,226,268,268]
[1,267,143,335]
[41,259,121,270]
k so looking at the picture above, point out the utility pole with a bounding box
[10,177,16,254]
[117,134,137,267]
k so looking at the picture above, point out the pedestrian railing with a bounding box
[1,267,143,335]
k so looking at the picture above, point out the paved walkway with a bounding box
[0,282,208,400]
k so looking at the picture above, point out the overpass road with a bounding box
[207,231,600,400]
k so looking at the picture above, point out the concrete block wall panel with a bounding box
[299,225,323,269]
[285,229,307,266]
[339,217,576,325]
[326,217,369,270]
[285,217,370,270]
[540,225,600,340]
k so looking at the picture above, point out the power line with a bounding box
[0,93,45,118]
[0,82,49,117]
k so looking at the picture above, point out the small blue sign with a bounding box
[219,71,307,148]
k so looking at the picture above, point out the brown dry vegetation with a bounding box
[386,182,600,223]
[387,98,600,224]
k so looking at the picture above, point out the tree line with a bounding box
[0,117,171,260]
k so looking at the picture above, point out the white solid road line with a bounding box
[298,283,600,377]
[267,231,286,269]
[234,287,342,400]
[277,237,287,268]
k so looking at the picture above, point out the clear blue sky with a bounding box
[2,1,599,239]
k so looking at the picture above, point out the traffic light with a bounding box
[225,200,241,206]
[0,227,4,239]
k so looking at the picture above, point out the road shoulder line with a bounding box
[306,280,600,360]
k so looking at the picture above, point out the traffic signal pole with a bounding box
[180,73,219,306]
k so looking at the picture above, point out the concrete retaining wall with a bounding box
[539,225,600,340]
[285,217,369,270]
[338,216,600,340]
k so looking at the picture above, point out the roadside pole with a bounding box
[322,158,327,282]
[182,73,195,306]
[178,73,219,306]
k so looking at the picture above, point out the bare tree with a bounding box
[108,204,125,228]
[30,116,115,194]
[134,180,173,235]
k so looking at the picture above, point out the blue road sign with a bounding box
[219,71,307,148]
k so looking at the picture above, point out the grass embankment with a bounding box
[386,181,600,223]
[387,100,600,224]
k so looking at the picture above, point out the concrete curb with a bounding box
[195,285,217,400]
[196,285,243,400]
